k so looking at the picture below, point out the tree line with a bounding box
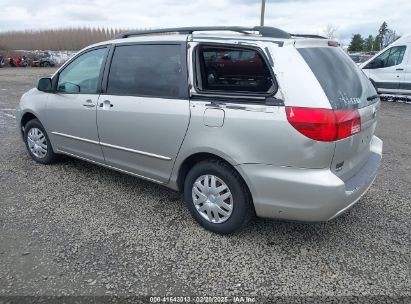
[0,23,401,53]
[0,27,127,51]
[348,22,399,53]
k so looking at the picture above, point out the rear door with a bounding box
[298,46,380,181]
[96,42,190,183]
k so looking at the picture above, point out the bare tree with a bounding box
[382,29,398,48]
[323,24,338,39]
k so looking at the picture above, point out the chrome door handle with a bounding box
[396,68,404,71]
[82,99,95,107]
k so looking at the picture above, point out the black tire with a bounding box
[184,159,254,234]
[23,119,58,164]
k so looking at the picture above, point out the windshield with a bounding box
[298,47,377,109]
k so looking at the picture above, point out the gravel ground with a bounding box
[0,68,410,303]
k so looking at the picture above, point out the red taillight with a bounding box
[285,107,337,141]
[334,109,361,139]
[285,107,361,142]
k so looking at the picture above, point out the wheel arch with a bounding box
[175,152,252,204]
[20,111,38,134]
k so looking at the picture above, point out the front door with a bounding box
[96,43,190,183]
[399,44,411,95]
[46,47,108,162]
[364,45,407,94]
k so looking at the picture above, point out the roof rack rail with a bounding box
[290,34,327,39]
[114,26,291,39]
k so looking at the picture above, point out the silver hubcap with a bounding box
[27,128,47,158]
[192,174,233,224]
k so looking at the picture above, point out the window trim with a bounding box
[53,45,110,95]
[101,41,189,100]
[192,42,279,100]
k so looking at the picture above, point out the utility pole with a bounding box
[260,0,266,26]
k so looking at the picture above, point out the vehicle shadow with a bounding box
[55,154,357,245]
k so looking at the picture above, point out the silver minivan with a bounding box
[17,26,383,234]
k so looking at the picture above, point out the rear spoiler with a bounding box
[290,34,327,39]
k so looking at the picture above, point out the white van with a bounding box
[361,34,411,97]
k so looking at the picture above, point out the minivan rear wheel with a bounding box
[24,119,58,164]
[184,159,253,234]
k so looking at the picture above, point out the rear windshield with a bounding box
[298,47,377,109]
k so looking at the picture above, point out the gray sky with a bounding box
[0,0,410,44]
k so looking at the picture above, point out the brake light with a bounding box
[285,107,361,142]
[328,40,340,47]
[334,109,361,139]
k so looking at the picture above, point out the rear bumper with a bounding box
[237,136,383,222]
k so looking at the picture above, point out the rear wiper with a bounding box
[366,95,379,101]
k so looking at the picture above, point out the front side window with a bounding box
[365,45,406,69]
[385,46,406,67]
[107,44,185,98]
[57,48,107,93]
[196,46,274,94]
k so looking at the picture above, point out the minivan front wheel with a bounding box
[24,119,58,164]
[184,159,253,234]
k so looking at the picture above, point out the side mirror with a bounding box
[37,77,53,92]
[365,58,383,69]
[374,58,384,68]
[222,54,231,60]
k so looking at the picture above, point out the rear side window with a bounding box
[298,47,376,109]
[196,46,275,94]
[107,44,186,98]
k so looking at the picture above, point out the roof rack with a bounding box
[114,26,291,39]
[290,34,327,39]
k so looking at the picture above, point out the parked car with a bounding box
[32,58,56,67]
[20,56,29,67]
[205,49,269,89]
[16,26,382,234]
[349,53,372,65]
[8,57,16,67]
[7,56,28,67]
[0,55,5,67]
[360,33,411,96]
